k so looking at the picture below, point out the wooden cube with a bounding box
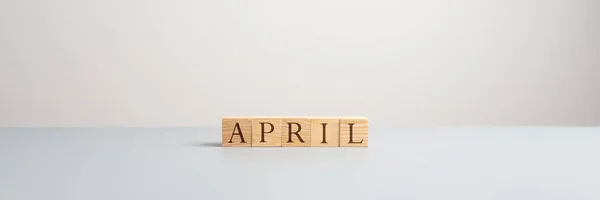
[222,117,252,147]
[252,117,282,147]
[310,117,340,147]
[339,117,368,147]
[281,117,311,147]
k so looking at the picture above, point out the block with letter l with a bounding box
[339,117,368,147]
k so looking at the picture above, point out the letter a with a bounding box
[228,123,246,143]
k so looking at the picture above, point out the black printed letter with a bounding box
[228,123,246,143]
[287,122,304,143]
[320,123,328,143]
[348,123,363,144]
[260,122,274,143]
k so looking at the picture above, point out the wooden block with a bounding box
[252,117,282,147]
[281,117,311,147]
[221,117,252,147]
[310,117,340,147]
[339,117,368,147]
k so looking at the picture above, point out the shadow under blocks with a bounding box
[221,117,368,147]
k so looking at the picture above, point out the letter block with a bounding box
[310,117,340,147]
[221,117,252,147]
[252,117,282,147]
[339,117,368,147]
[221,116,368,147]
[282,117,311,147]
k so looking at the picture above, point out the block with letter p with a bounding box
[252,117,282,147]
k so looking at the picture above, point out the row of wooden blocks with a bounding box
[222,117,368,147]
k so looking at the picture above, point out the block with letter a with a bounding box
[221,117,252,147]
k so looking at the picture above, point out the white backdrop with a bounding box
[0,0,599,126]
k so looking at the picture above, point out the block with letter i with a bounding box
[252,117,282,147]
[282,117,311,147]
[310,117,340,147]
[340,117,368,147]
[222,117,252,147]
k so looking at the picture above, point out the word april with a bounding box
[221,117,368,147]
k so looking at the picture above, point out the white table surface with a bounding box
[0,126,599,200]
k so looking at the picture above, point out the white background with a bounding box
[1,0,599,127]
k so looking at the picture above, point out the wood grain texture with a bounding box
[221,117,252,147]
[281,117,311,147]
[310,117,340,147]
[252,117,282,147]
[339,117,368,147]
